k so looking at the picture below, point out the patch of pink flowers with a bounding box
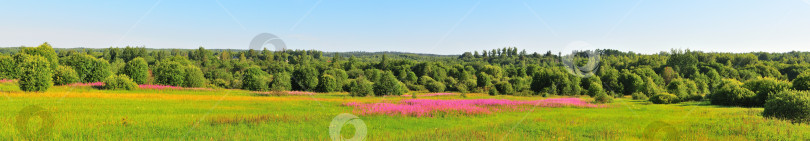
[0,79,16,83]
[65,82,105,87]
[253,91,316,96]
[401,93,456,97]
[344,98,604,117]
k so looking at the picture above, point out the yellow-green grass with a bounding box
[0,82,808,140]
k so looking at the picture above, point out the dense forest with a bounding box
[4,42,810,123]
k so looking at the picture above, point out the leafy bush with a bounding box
[488,86,499,96]
[270,72,291,91]
[587,82,606,97]
[743,77,791,106]
[373,71,403,96]
[63,54,112,82]
[184,66,207,88]
[711,79,757,107]
[650,93,679,104]
[425,80,446,92]
[293,66,319,91]
[53,65,80,85]
[349,77,373,97]
[495,81,515,95]
[318,74,340,92]
[123,57,149,84]
[594,93,613,103]
[632,92,649,100]
[667,78,702,101]
[102,74,137,90]
[793,72,810,91]
[0,55,16,79]
[763,90,810,123]
[242,67,270,91]
[18,54,53,92]
[153,60,186,86]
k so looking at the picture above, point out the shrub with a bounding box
[632,92,649,100]
[270,72,291,91]
[793,72,810,91]
[293,66,319,91]
[587,82,606,97]
[711,79,757,107]
[63,54,112,82]
[18,54,53,92]
[153,60,186,86]
[373,71,403,96]
[102,74,137,90]
[594,93,613,103]
[0,55,16,79]
[763,90,810,123]
[184,66,207,88]
[318,74,340,92]
[667,78,701,101]
[650,93,679,104]
[425,80,446,92]
[53,65,80,85]
[123,57,149,84]
[349,78,373,97]
[242,67,269,91]
[495,81,515,95]
[488,86,499,96]
[619,70,644,95]
[743,77,791,106]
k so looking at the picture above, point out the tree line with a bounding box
[3,43,810,123]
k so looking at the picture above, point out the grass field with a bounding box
[1,82,809,140]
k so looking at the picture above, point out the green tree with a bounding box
[763,90,810,123]
[21,43,59,70]
[242,67,270,91]
[425,80,446,92]
[122,57,149,84]
[153,60,186,86]
[793,72,810,91]
[18,54,53,92]
[184,66,207,87]
[711,79,757,107]
[103,74,138,90]
[349,77,374,97]
[0,55,16,79]
[270,72,292,91]
[318,74,340,92]
[496,81,515,95]
[373,71,403,96]
[63,54,112,82]
[743,77,791,106]
[53,65,79,85]
[293,66,319,91]
[619,70,644,95]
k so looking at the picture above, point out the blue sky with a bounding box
[1,0,810,55]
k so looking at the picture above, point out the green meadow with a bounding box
[1,83,807,140]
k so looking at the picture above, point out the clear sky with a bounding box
[2,0,810,55]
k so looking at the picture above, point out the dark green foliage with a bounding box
[632,92,648,100]
[123,57,149,84]
[270,72,292,91]
[425,80,446,92]
[743,77,791,106]
[18,55,53,92]
[666,78,701,101]
[373,71,403,96]
[184,66,206,88]
[318,74,340,92]
[650,93,679,104]
[63,54,112,82]
[599,67,622,93]
[293,66,319,91]
[711,79,758,107]
[0,55,16,79]
[488,86,499,96]
[349,77,373,97]
[619,69,644,95]
[154,60,186,86]
[242,67,270,91]
[102,74,137,90]
[641,77,661,97]
[496,81,515,95]
[53,65,79,85]
[763,90,810,123]
[594,93,613,103]
[587,82,606,97]
[793,72,810,91]
[21,43,59,70]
